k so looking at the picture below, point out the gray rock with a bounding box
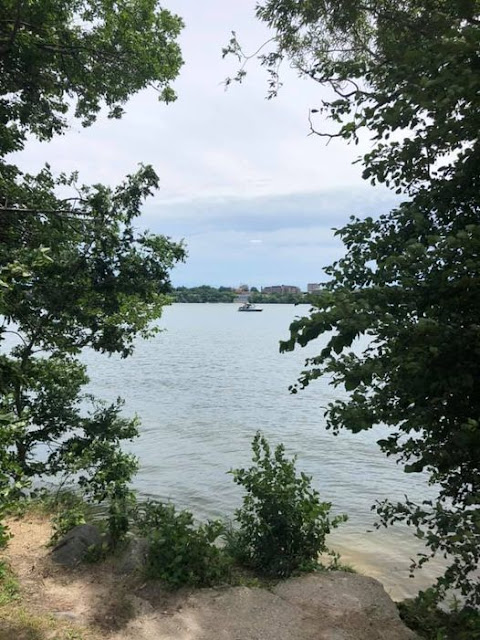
[50,523,103,568]
[116,537,150,575]
[122,572,419,640]
[272,572,419,640]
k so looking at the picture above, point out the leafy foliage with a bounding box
[228,0,480,605]
[0,410,24,549]
[136,501,231,588]
[0,165,185,532]
[0,0,186,541]
[230,432,346,577]
[0,253,54,546]
[399,589,480,640]
[50,500,87,546]
[0,0,184,156]
[227,0,479,198]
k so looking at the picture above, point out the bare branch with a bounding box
[307,109,343,143]
[1,329,28,346]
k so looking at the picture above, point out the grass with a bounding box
[0,561,20,606]
[6,488,93,547]
[0,562,95,640]
[0,606,92,640]
[1,533,95,640]
[323,551,358,574]
[8,488,89,518]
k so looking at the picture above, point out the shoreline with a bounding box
[1,514,418,640]
[330,531,445,602]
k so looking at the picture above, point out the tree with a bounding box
[172,286,237,303]
[0,0,185,540]
[0,0,183,156]
[1,165,185,480]
[226,0,480,604]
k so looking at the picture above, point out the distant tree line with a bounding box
[172,286,237,302]
[172,286,307,304]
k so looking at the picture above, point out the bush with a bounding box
[48,491,88,545]
[398,589,480,640]
[136,501,231,588]
[229,432,346,577]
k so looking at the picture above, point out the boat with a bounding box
[238,302,263,312]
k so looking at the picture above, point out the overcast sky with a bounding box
[16,0,398,289]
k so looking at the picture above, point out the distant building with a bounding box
[262,285,301,295]
[261,285,282,294]
[307,283,322,293]
[237,284,249,292]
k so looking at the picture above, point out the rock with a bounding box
[272,572,419,640]
[116,537,150,575]
[50,524,103,568]
[119,572,419,640]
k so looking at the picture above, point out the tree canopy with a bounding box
[226,0,480,605]
[0,0,183,155]
[0,0,185,543]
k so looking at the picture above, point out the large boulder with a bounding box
[50,524,103,568]
[122,571,419,640]
[272,572,419,640]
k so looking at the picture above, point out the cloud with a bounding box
[11,0,402,288]
[140,185,398,236]
[150,186,400,288]
[14,0,373,203]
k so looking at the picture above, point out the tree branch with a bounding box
[0,1,24,57]
[307,109,343,142]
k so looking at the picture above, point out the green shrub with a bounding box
[50,508,87,545]
[229,432,347,577]
[52,486,134,549]
[0,522,11,551]
[136,501,231,588]
[398,589,480,640]
[49,492,88,545]
[105,483,136,549]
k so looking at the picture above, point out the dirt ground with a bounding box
[1,515,184,638]
[0,515,418,640]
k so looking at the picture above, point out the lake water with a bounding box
[80,303,444,600]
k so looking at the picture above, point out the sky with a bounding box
[15,0,399,289]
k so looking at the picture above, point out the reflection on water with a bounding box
[80,303,442,599]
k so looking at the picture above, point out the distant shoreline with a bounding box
[173,300,310,304]
[171,286,312,304]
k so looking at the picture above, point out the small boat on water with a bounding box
[238,302,263,312]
